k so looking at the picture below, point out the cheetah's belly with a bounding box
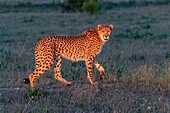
[60,49,85,62]
[60,53,85,61]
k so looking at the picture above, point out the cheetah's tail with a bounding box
[23,78,30,84]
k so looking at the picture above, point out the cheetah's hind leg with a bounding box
[29,50,55,89]
[29,68,48,91]
[54,56,72,86]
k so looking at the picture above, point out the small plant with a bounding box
[116,68,125,80]
[159,34,168,39]
[24,88,44,101]
[141,24,151,29]
[165,52,170,59]
[82,0,102,13]
[129,54,146,61]
[0,48,11,70]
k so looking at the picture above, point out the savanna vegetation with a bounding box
[0,0,170,112]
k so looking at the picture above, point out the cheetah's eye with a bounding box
[105,35,108,38]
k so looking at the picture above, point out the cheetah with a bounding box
[23,24,113,88]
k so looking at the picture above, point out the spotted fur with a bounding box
[26,24,113,88]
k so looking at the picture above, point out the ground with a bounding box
[0,1,170,112]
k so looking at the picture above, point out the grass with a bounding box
[0,0,170,112]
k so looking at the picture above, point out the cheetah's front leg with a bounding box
[94,61,105,82]
[85,59,95,85]
[54,56,72,86]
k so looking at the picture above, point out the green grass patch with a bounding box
[103,0,170,10]
[115,28,154,41]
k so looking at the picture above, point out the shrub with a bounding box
[63,0,85,11]
[82,0,102,13]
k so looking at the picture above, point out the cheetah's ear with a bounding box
[97,24,102,30]
[109,24,113,30]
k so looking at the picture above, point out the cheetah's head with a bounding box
[97,24,113,43]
